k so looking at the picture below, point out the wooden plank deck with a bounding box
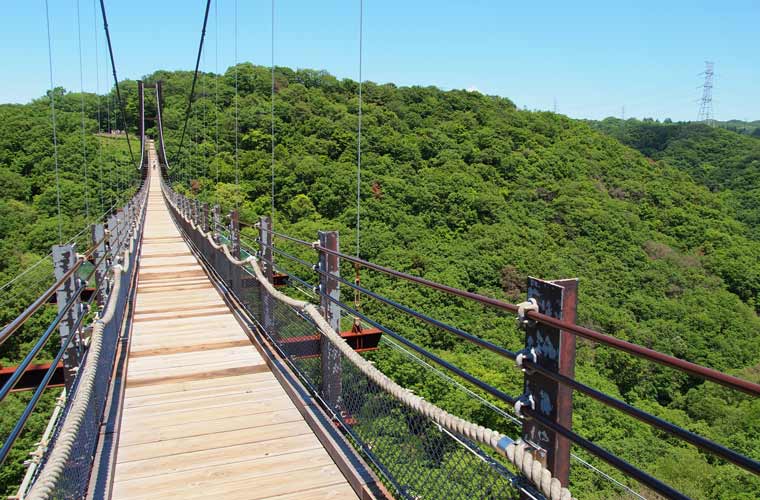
[111,158,358,499]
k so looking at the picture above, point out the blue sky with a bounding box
[1,1,758,121]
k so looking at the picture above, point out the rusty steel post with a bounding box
[52,244,82,391]
[258,216,275,336]
[318,230,342,407]
[91,223,109,307]
[520,277,578,487]
[201,202,210,233]
[229,210,240,259]
[212,205,221,243]
[258,216,274,283]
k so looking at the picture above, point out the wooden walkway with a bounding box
[111,155,358,499]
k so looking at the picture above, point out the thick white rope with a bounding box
[26,185,146,499]
[26,266,121,500]
[163,188,575,499]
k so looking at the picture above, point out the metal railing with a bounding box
[162,180,760,500]
[0,176,149,499]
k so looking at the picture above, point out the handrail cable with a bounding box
[0,259,83,347]
[311,242,760,397]
[321,292,688,500]
[255,224,760,396]
[267,240,760,474]
[174,0,212,167]
[98,0,135,166]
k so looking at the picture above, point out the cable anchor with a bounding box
[514,392,535,419]
[515,298,538,329]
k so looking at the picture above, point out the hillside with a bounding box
[1,66,759,498]
[0,93,138,494]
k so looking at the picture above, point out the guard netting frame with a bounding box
[23,183,148,500]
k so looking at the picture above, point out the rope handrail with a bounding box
[263,242,760,475]
[165,181,760,499]
[161,184,574,499]
[256,223,760,395]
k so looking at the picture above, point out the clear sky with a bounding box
[1,1,758,121]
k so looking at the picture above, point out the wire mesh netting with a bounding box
[238,267,526,499]
[166,193,535,499]
[27,192,145,499]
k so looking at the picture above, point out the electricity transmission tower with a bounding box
[697,61,714,125]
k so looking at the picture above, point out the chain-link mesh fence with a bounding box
[160,190,538,499]
[26,190,146,499]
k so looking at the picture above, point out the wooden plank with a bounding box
[125,364,270,389]
[122,386,287,418]
[112,449,338,499]
[128,339,252,358]
[124,377,281,409]
[111,167,357,499]
[115,430,320,480]
[116,421,312,464]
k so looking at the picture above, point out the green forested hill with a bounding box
[0,91,138,494]
[1,65,759,498]
[591,118,760,238]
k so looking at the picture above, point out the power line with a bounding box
[98,0,135,167]
[173,0,212,168]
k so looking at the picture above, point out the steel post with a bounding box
[91,223,109,306]
[52,244,82,390]
[229,210,240,259]
[201,203,210,233]
[212,205,221,242]
[318,230,342,407]
[520,277,578,487]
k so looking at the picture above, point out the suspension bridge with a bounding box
[1,1,760,499]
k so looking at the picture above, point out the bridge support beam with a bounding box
[318,230,342,407]
[520,277,578,488]
[52,244,82,391]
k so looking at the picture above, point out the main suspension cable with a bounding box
[44,0,63,243]
[173,0,212,169]
[98,0,135,166]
